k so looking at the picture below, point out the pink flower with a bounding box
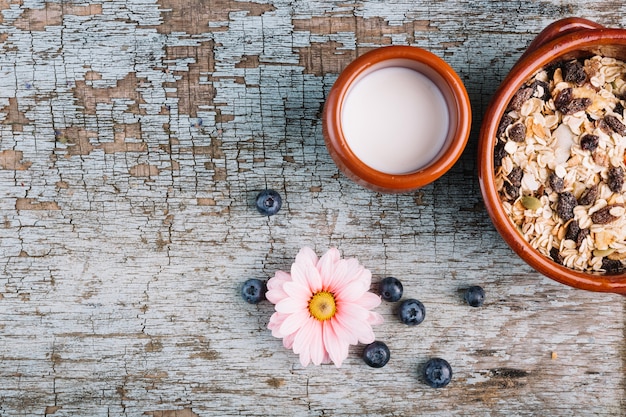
[266,247,383,367]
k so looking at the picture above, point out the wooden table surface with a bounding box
[0,0,624,416]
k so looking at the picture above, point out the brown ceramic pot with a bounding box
[323,45,471,193]
[478,17,626,294]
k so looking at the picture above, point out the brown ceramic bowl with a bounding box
[478,17,626,294]
[323,45,471,193]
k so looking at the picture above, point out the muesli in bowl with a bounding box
[494,55,626,274]
[478,17,626,294]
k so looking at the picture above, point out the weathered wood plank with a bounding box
[0,0,624,416]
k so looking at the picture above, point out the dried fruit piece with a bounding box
[504,183,520,201]
[607,166,624,192]
[550,247,564,265]
[494,140,507,167]
[508,166,523,187]
[564,98,592,115]
[531,80,551,101]
[580,134,599,152]
[591,205,620,224]
[614,102,624,116]
[508,86,534,111]
[576,228,590,247]
[549,172,565,192]
[578,184,598,206]
[601,258,623,273]
[497,114,514,138]
[563,60,587,85]
[507,123,526,142]
[565,220,580,241]
[556,192,577,221]
[604,115,626,136]
[554,88,573,111]
[555,88,591,114]
[521,195,542,210]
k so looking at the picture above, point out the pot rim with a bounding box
[323,45,472,193]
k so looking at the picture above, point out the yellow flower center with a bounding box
[308,291,337,321]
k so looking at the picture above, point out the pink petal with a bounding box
[295,247,318,267]
[275,297,308,314]
[357,327,375,344]
[353,266,372,288]
[268,312,287,336]
[266,289,287,305]
[283,331,296,349]
[367,311,384,326]
[267,270,291,290]
[292,318,319,367]
[305,264,323,293]
[283,281,313,302]
[265,271,292,304]
[326,259,350,294]
[335,304,375,343]
[279,309,310,336]
[331,314,359,345]
[338,301,370,321]
[352,291,381,310]
[343,258,362,283]
[299,351,311,367]
[334,280,368,302]
[308,321,325,365]
[318,248,340,283]
[292,318,316,354]
[323,321,349,367]
[290,262,309,288]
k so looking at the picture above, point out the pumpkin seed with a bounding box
[521,196,542,210]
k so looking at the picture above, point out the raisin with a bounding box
[601,258,624,274]
[497,114,514,139]
[591,205,619,224]
[580,134,599,152]
[508,166,523,187]
[550,247,564,265]
[604,115,626,136]
[494,140,507,167]
[565,220,581,241]
[563,60,587,86]
[508,86,534,111]
[576,228,590,247]
[614,102,624,116]
[531,80,551,101]
[507,123,526,142]
[556,192,577,221]
[578,184,598,206]
[555,87,591,114]
[562,98,592,115]
[597,118,612,134]
[608,166,624,192]
[548,172,564,193]
[554,88,572,109]
[504,183,520,201]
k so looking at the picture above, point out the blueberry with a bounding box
[379,277,403,302]
[398,298,425,325]
[241,279,266,304]
[423,358,452,388]
[464,285,485,307]
[255,189,282,216]
[362,341,390,368]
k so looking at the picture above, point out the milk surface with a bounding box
[341,66,450,174]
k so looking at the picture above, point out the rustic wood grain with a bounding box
[0,0,624,416]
